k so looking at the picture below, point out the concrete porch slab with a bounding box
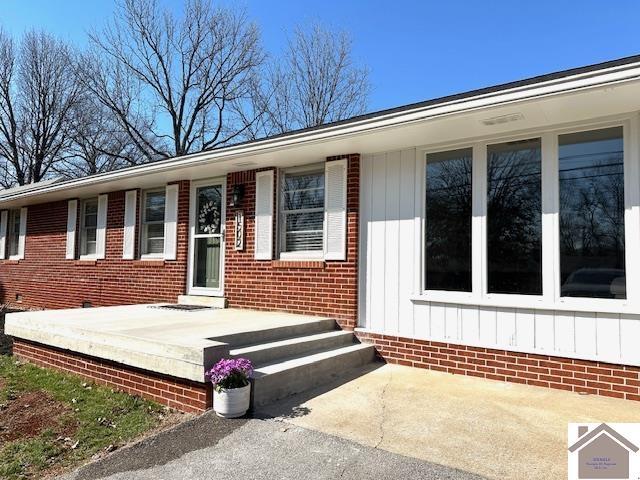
[5,305,333,382]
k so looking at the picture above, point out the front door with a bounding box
[188,178,225,296]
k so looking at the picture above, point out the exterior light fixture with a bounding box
[229,184,245,208]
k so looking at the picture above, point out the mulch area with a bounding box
[0,390,78,444]
[0,311,13,355]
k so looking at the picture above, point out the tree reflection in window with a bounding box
[559,127,625,299]
[487,139,542,295]
[425,148,472,292]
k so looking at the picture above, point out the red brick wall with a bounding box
[0,181,190,310]
[13,339,211,413]
[356,331,640,402]
[0,155,361,326]
[224,155,360,329]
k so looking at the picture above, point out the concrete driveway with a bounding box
[260,363,640,480]
[60,412,482,480]
[61,362,640,480]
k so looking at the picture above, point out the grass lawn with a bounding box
[0,355,182,479]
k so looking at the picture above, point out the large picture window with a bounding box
[141,189,166,256]
[80,198,98,256]
[487,139,542,295]
[559,127,625,299]
[420,122,631,308]
[279,166,325,255]
[425,148,472,292]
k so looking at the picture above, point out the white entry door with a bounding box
[188,178,226,296]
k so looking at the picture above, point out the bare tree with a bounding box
[0,29,19,186]
[81,0,264,160]
[0,29,81,187]
[256,23,370,137]
[55,95,139,178]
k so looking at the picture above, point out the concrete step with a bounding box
[230,330,355,365]
[212,318,338,347]
[178,295,227,309]
[251,343,376,407]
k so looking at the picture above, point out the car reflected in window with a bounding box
[560,268,626,299]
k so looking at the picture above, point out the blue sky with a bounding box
[2,1,640,113]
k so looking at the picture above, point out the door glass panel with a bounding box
[193,237,221,289]
[196,185,222,235]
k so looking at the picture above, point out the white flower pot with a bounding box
[213,383,251,418]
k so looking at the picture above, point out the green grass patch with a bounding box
[0,355,168,479]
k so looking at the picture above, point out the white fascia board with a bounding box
[2,62,640,207]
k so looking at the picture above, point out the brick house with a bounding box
[4,55,640,405]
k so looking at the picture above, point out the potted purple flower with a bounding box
[206,358,253,418]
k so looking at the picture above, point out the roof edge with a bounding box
[3,53,640,204]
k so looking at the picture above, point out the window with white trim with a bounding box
[7,209,21,258]
[141,189,166,256]
[279,165,325,257]
[80,198,98,256]
[423,123,630,305]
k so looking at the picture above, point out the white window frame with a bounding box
[413,114,640,315]
[278,163,326,260]
[79,198,99,260]
[6,208,21,260]
[140,187,166,260]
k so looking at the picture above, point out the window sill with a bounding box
[75,259,97,266]
[271,260,325,269]
[0,259,20,265]
[411,292,637,315]
[133,259,168,267]
[140,254,165,261]
[279,251,324,261]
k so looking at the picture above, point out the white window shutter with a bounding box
[163,184,179,260]
[0,210,7,259]
[96,194,108,259]
[17,207,27,260]
[123,190,137,259]
[324,159,348,261]
[66,200,77,259]
[254,170,274,260]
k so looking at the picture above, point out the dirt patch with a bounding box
[0,310,14,355]
[0,391,77,443]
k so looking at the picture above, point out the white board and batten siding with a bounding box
[358,149,640,367]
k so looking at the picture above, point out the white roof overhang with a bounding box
[2,59,640,208]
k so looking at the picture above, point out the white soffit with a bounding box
[2,62,640,208]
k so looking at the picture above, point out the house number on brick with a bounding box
[234,210,244,251]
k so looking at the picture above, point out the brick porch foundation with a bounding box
[13,340,212,413]
[356,331,640,402]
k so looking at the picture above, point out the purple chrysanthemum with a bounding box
[205,357,253,391]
